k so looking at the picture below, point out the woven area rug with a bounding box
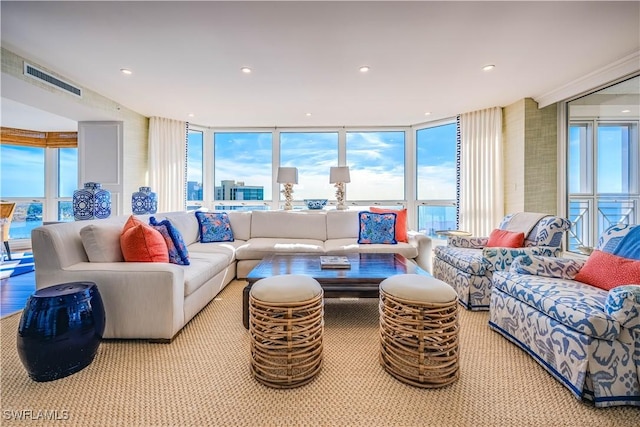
[0,252,34,279]
[1,280,638,426]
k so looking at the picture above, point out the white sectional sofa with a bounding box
[32,209,431,341]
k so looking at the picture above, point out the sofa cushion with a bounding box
[370,207,408,242]
[487,229,525,248]
[149,216,190,265]
[433,246,486,275]
[120,216,169,263]
[575,250,640,291]
[182,254,230,297]
[326,210,359,239]
[188,240,245,262]
[597,223,636,253]
[325,238,419,259]
[499,214,570,248]
[163,211,200,245]
[610,225,640,260]
[510,255,584,280]
[358,211,397,244]
[251,210,327,240]
[235,238,324,260]
[492,271,620,340]
[226,211,252,241]
[195,211,235,242]
[80,223,124,262]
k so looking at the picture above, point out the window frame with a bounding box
[0,144,77,248]
[561,73,640,254]
[413,118,459,242]
[185,121,460,231]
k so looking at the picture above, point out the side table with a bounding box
[17,282,105,382]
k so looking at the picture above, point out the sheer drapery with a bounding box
[458,107,504,236]
[148,117,187,212]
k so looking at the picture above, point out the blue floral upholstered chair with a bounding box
[433,213,571,310]
[489,223,640,407]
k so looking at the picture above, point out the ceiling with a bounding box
[1,1,639,130]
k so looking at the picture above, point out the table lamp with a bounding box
[329,166,351,210]
[277,167,298,210]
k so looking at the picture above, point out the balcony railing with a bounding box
[568,196,638,252]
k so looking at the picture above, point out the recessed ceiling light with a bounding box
[424,112,432,116]
[120,68,132,75]
[241,67,252,74]
[622,109,631,113]
[188,113,195,118]
[359,66,370,73]
[305,113,312,117]
[482,64,495,71]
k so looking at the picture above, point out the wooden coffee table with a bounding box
[243,253,430,328]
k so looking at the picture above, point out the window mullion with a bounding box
[45,147,58,221]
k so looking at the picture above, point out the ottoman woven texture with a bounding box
[249,274,324,389]
[379,274,459,388]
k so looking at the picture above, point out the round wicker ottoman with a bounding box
[379,274,459,388]
[249,274,324,389]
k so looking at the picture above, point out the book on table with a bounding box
[320,256,351,269]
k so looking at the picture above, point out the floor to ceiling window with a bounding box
[346,131,405,202]
[280,132,339,203]
[57,147,78,221]
[186,129,204,210]
[214,131,272,210]
[188,122,458,231]
[566,74,639,252]
[0,137,77,241]
[415,121,458,239]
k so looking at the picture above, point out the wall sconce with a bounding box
[329,166,351,210]
[277,167,298,210]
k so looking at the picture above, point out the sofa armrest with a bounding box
[482,246,560,272]
[605,285,640,334]
[448,236,488,249]
[36,262,185,340]
[407,230,433,273]
[509,255,586,280]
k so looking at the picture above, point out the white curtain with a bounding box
[459,107,504,236]
[148,117,187,212]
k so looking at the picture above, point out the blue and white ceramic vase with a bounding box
[131,186,158,215]
[73,182,112,221]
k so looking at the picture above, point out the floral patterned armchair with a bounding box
[433,213,571,310]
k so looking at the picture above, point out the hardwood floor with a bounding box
[1,270,35,317]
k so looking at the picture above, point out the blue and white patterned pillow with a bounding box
[149,217,190,265]
[195,211,235,243]
[358,211,397,244]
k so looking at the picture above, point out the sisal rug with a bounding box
[1,280,638,426]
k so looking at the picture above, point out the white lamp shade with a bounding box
[277,167,298,184]
[330,166,351,183]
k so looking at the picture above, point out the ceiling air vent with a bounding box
[23,62,82,98]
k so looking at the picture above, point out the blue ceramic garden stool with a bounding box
[17,282,105,382]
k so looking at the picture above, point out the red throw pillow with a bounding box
[575,250,640,291]
[120,216,169,263]
[486,229,525,248]
[370,207,408,242]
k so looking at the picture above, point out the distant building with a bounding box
[216,180,264,201]
[187,181,203,201]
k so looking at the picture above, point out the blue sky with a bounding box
[569,124,629,194]
[187,125,457,202]
[0,146,77,198]
[1,124,460,202]
[5,122,629,204]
